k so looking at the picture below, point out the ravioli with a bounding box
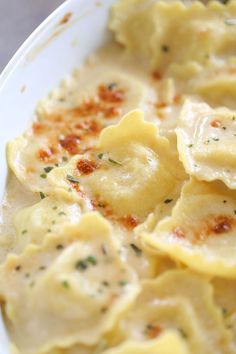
[143,178,236,278]
[0,213,139,354]
[176,100,236,188]
[48,110,183,223]
[119,270,230,354]
[110,0,236,70]
[7,71,151,193]
[13,189,81,253]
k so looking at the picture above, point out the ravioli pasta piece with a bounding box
[48,110,182,223]
[0,213,139,354]
[119,270,230,354]
[143,178,236,278]
[110,0,236,70]
[13,189,81,253]
[176,100,236,188]
[7,70,150,193]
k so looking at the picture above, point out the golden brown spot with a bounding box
[77,159,98,175]
[71,99,101,117]
[210,119,222,128]
[38,148,54,162]
[120,215,139,229]
[146,325,162,339]
[32,122,46,135]
[156,102,167,109]
[193,215,235,243]
[152,71,162,81]
[59,12,72,25]
[173,227,185,239]
[211,216,232,234]
[104,106,121,119]
[59,135,80,155]
[173,94,182,104]
[98,85,124,104]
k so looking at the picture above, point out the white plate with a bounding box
[0,0,116,351]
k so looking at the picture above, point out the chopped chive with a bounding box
[29,281,35,288]
[108,157,122,166]
[44,166,54,173]
[39,266,46,271]
[58,211,66,216]
[213,137,220,141]
[56,244,64,250]
[178,328,188,339]
[39,192,46,199]
[232,116,236,121]
[62,280,70,289]
[119,280,128,287]
[86,255,97,265]
[100,306,108,313]
[102,281,110,287]
[52,206,58,210]
[164,199,173,204]
[161,44,169,52]
[130,243,142,257]
[15,265,21,271]
[222,126,227,130]
[107,82,117,90]
[62,156,68,162]
[75,260,88,271]
[187,144,193,148]
[234,210,236,215]
[21,229,27,235]
[98,153,104,159]
[40,173,47,179]
[222,307,228,315]
[66,174,79,183]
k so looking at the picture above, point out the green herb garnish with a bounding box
[66,174,79,183]
[40,173,47,179]
[164,199,173,204]
[108,157,122,166]
[130,243,142,257]
[39,192,46,199]
[119,280,128,287]
[98,153,104,159]
[62,280,70,289]
[44,166,54,173]
[161,44,169,52]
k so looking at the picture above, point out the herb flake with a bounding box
[130,243,142,257]
[66,174,79,183]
